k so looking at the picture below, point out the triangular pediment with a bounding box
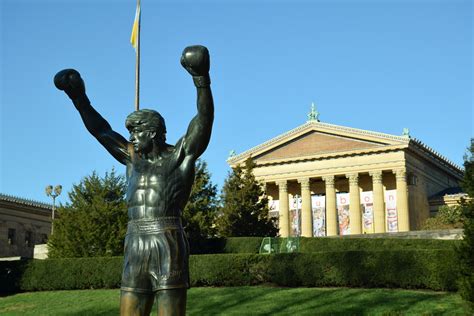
[254,130,385,162]
[228,121,410,165]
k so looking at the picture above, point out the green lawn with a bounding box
[0,287,471,315]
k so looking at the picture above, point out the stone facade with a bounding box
[0,194,52,258]
[228,120,463,237]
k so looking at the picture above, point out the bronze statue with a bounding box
[54,45,214,315]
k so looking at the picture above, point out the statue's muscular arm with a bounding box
[180,46,214,161]
[182,85,214,160]
[54,69,130,165]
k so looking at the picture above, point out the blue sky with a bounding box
[1,0,472,204]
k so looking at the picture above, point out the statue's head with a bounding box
[125,109,167,153]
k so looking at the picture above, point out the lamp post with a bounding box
[45,185,62,235]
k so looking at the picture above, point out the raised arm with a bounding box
[54,69,130,165]
[180,46,214,160]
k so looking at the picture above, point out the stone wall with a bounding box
[331,229,464,240]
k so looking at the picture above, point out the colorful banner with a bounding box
[336,193,350,235]
[311,195,326,237]
[385,190,398,232]
[268,199,279,227]
[289,196,302,237]
[360,191,374,234]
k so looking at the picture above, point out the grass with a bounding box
[0,286,471,315]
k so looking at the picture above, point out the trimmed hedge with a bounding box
[20,257,122,291]
[265,250,459,291]
[189,254,267,286]
[189,237,263,254]
[1,249,460,293]
[0,260,29,293]
[299,237,460,252]
[189,237,459,254]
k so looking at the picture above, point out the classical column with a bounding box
[370,171,385,233]
[323,176,337,236]
[277,180,290,237]
[394,169,410,232]
[346,173,362,235]
[298,178,313,237]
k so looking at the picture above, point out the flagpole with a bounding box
[134,0,141,111]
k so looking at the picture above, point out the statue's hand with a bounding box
[54,69,86,100]
[180,45,210,77]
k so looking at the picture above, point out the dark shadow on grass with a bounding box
[187,287,467,316]
[188,287,263,315]
[62,306,119,316]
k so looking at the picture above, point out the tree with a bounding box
[421,205,463,230]
[458,138,474,302]
[182,160,219,241]
[217,158,278,237]
[48,169,128,258]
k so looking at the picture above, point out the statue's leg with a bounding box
[120,290,154,316]
[155,288,187,316]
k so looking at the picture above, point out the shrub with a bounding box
[0,260,28,294]
[299,237,459,252]
[422,205,464,230]
[20,257,122,291]
[266,250,459,291]
[189,237,263,254]
[222,237,263,253]
[2,249,459,293]
[190,237,459,255]
[189,254,268,286]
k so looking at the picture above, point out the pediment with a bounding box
[228,121,410,165]
[254,130,385,162]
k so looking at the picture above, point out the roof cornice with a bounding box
[409,138,463,176]
[0,193,53,210]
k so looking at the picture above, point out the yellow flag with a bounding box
[130,2,140,51]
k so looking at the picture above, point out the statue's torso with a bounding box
[125,143,194,220]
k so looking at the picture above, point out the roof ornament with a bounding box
[228,150,237,159]
[307,102,320,122]
[402,127,410,138]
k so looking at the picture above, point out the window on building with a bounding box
[8,228,16,245]
[408,173,418,186]
[25,231,34,247]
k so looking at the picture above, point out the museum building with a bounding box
[0,194,52,258]
[227,108,464,237]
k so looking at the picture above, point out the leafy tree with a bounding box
[217,158,278,237]
[421,205,463,230]
[182,160,219,241]
[48,169,128,258]
[458,138,474,302]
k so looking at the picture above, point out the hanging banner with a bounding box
[312,195,326,237]
[289,196,302,237]
[268,198,280,230]
[385,190,398,232]
[360,191,374,234]
[336,193,350,235]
